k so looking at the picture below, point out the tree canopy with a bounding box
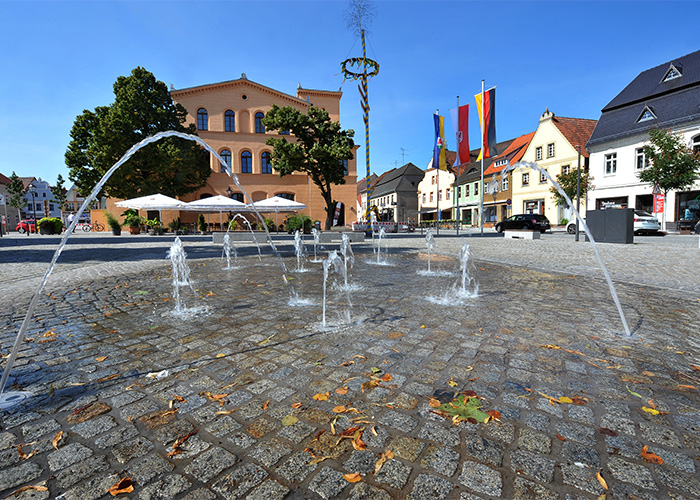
[262,105,355,229]
[7,172,26,220]
[639,128,700,195]
[65,67,210,199]
[549,167,593,207]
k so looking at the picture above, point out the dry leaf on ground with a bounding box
[344,473,362,483]
[596,469,608,490]
[641,445,663,464]
[313,393,328,401]
[52,431,63,450]
[108,477,134,496]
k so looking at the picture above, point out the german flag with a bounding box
[475,87,497,160]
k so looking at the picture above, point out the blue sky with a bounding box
[1,0,698,187]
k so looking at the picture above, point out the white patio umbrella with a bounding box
[182,195,250,230]
[251,196,307,231]
[115,193,187,225]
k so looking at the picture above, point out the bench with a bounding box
[504,229,540,240]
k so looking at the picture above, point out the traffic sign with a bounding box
[506,198,512,206]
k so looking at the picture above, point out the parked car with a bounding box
[633,210,660,235]
[16,219,36,234]
[495,214,551,233]
[566,218,585,234]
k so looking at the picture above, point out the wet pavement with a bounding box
[0,231,698,499]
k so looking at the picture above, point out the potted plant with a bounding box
[198,214,208,234]
[169,216,183,234]
[105,212,122,236]
[38,217,63,235]
[122,209,144,235]
[145,218,163,235]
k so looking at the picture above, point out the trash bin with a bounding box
[585,208,633,244]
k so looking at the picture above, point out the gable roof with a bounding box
[484,132,535,176]
[551,117,597,158]
[458,139,514,182]
[588,50,700,148]
[0,173,11,185]
[357,174,378,195]
[603,49,700,111]
[171,77,311,107]
[368,163,424,199]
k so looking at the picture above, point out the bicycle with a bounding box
[81,222,105,232]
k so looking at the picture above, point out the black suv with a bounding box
[495,214,551,233]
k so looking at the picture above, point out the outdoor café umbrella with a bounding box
[251,195,307,230]
[182,195,250,230]
[115,193,187,224]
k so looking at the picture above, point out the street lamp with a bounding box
[28,183,37,236]
[226,187,233,198]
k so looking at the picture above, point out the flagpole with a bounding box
[455,95,460,236]
[480,80,484,236]
[435,109,440,236]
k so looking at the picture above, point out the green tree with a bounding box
[639,129,700,228]
[65,66,210,199]
[262,105,355,229]
[52,174,68,218]
[7,172,26,223]
[549,168,593,207]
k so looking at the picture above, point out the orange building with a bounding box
[169,75,358,227]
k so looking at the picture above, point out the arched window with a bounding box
[230,192,244,203]
[261,152,272,174]
[277,193,295,201]
[197,108,208,130]
[224,110,235,132]
[692,134,700,155]
[220,149,231,173]
[255,112,265,134]
[241,151,252,173]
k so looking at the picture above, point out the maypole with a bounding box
[343,0,379,220]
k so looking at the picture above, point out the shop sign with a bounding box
[653,193,664,213]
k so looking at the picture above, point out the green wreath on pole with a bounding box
[341,57,380,80]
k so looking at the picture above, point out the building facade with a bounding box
[367,163,424,222]
[169,76,357,226]
[514,110,596,225]
[417,151,456,222]
[587,50,700,228]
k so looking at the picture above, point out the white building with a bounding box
[21,178,62,220]
[587,50,700,229]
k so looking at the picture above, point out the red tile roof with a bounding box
[483,132,536,176]
[552,117,597,158]
[0,172,11,184]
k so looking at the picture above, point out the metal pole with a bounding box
[455,95,460,236]
[575,146,581,241]
[436,109,440,236]
[479,80,484,236]
[30,186,36,236]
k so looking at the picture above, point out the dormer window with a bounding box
[637,106,657,123]
[662,64,682,82]
[495,159,507,167]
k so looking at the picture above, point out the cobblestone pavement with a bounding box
[0,231,699,499]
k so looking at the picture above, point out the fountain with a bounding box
[222,233,237,269]
[0,130,304,405]
[322,251,343,327]
[339,233,354,288]
[294,230,307,272]
[310,228,322,263]
[166,237,197,316]
[233,214,262,261]
[375,227,388,265]
[458,243,478,297]
[425,228,435,273]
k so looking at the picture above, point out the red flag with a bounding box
[450,105,470,166]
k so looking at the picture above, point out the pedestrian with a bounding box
[67,212,75,225]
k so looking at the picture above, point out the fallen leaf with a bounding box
[374,449,395,474]
[487,410,501,421]
[642,406,660,416]
[4,485,49,497]
[642,371,655,377]
[52,431,63,450]
[17,444,36,460]
[428,398,442,408]
[215,408,239,415]
[678,384,697,390]
[108,477,134,496]
[556,434,567,442]
[599,427,618,437]
[96,356,108,362]
[690,364,700,372]
[344,473,362,483]
[335,387,349,395]
[167,429,198,457]
[447,377,458,387]
[380,373,393,382]
[291,402,303,409]
[626,385,643,398]
[333,406,347,413]
[97,373,119,383]
[641,445,663,464]
[262,400,270,410]
[571,396,589,405]
[216,353,226,358]
[596,469,608,490]
[370,367,382,374]
[281,415,299,426]
[313,393,328,401]
[559,396,573,404]
[309,456,329,465]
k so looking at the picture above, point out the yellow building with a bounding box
[512,109,596,225]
